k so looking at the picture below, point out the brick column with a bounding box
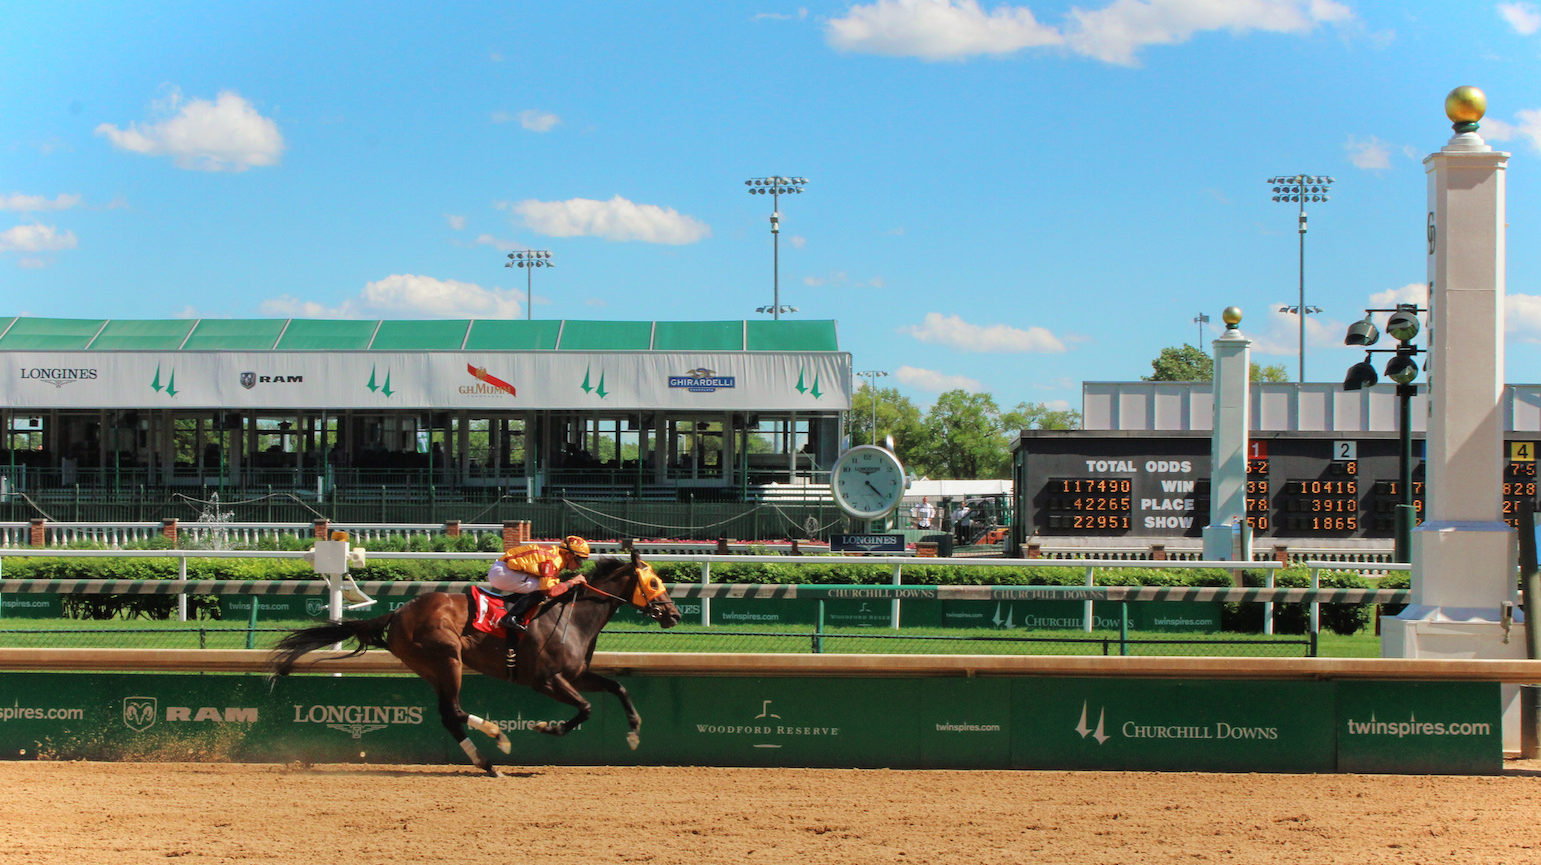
[1025,541,1042,559]
[1273,545,1290,565]
[445,520,461,537]
[716,535,730,555]
[28,518,45,547]
[161,518,178,546]
[1149,543,1167,561]
[313,518,330,540]
[503,521,519,549]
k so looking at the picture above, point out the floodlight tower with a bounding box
[506,250,553,320]
[1268,174,1333,381]
[745,176,807,321]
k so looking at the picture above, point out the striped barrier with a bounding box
[0,579,1410,605]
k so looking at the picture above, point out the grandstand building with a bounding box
[0,317,852,527]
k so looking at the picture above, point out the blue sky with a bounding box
[5,1,1541,415]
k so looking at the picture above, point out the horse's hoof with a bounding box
[485,765,501,778]
[495,736,512,755]
[627,731,640,750]
[533,721,550,733]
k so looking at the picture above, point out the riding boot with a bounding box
[498,593,538,633]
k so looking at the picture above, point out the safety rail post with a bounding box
[814,600,824,654]
[245,593,259,650]
[1264,571,1275,635]
[1119,602,1130,656]
[1083,566,1096,632]
[891,563,902,629]
[699,562,711,627]
[1309,566,1321,638]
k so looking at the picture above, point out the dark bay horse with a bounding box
[270,550,681,775]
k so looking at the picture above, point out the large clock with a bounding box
[830,445,906,521]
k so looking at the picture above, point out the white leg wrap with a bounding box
[459,738,481,762]
[466,714,494,736]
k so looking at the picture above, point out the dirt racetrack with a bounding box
[2,761,1540,865]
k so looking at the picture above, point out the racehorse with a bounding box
[269,550,681,775]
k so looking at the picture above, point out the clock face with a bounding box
[831,445,906,520]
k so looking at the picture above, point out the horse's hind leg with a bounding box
[530,673,592,737]
[575,671,642,750]
[404,653,500,776]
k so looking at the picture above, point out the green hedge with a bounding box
[3,539,1391,634]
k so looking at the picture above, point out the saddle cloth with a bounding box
[468,586,531,639]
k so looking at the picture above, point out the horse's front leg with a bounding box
[530,673,591,737]
[574,671,641,750]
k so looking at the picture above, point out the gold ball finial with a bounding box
[1445,86,1486,130]
[1222,306,1243,329]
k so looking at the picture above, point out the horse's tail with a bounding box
[268,612,393,679]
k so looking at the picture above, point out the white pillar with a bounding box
[1381,87,1524,747]
[1203,307,1251,560]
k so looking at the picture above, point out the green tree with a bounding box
[922,390,1007,479]
[1145,344,1292,383]
[851,383,925,458]
[1251,363,1289,382]
[1145,344,1213,381]
[1002,401,1081,432]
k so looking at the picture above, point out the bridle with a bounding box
[575,561,669,612]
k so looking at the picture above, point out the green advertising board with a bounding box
[0,672,1501,774]
[1335,681,1501,774]
[0,593,63,619]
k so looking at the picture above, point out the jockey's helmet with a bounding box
[561,535,591,560]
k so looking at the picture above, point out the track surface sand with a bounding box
[2,761,1539,864]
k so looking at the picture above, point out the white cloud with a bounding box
[1345,134,1392,170]
[895,365,983,393]
[492,109,562,132]
[1482,109,1541,152]
[518,109,561,132]
[1507,294,1541,341]
[1066,0,1352,66]
[827,0,1062,60]
[95,89,284,172]
[1368,282,1427,308]
[1500,2,1541,35]
[472,233,521,249]
[16,257,47,269]
[445,214,467,231]
[511,195,710,244]
[754,8,810,21]
[0,193,83,212]
[261,274,526,319]
[826,0,1351,66]
[899,312,1067,352]
[0,223,78,253]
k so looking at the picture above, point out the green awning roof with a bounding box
[0,318,842,352]
[274,319,379,350]
[464,320,561,351]
[653,321,745,351]
[0,317,108,350]
[182,319,289,350]
[88,320,198,350]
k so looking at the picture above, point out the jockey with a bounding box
[490,535,591,632]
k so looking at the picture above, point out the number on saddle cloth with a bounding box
[469,586,531,635]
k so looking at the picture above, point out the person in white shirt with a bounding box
[911,496,935,530]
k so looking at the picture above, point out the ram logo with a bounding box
[123,696,158,732]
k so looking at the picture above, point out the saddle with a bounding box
[468,586,537,639]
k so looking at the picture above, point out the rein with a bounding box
[576,576,637,607]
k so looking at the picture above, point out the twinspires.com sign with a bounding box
[0,672,1499,774]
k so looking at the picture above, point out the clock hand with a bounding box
[865,480,884,497]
